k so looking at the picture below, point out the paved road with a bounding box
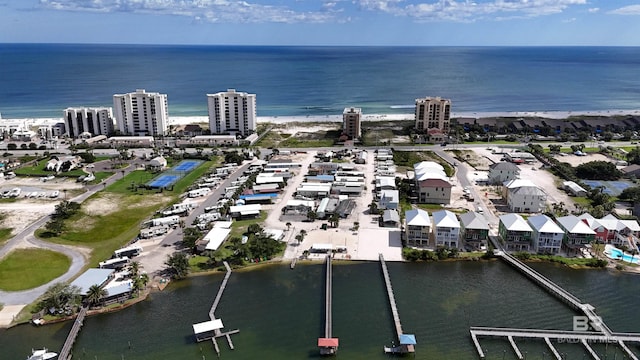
[159,161,253,247]
[0,163,138,307]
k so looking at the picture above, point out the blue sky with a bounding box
[1,0,640,45]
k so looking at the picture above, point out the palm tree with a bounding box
[307,210,317,222]
[129,261,140,279]
[353,221,360,231]
[285,222,292,231]
[85,284,107,308]
[329,213,340,228]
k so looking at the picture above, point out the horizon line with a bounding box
[2,42,640,48]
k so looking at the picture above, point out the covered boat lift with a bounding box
[193,319,224,342]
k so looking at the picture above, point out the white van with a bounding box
[476,206,484,214]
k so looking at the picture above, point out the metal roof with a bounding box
[70,268,114,295]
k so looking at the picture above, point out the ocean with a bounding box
[1,44,640,119]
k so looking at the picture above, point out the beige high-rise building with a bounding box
[64,107,114,138]
[207,89,257,136]
[113,89,169,136]
[414,97,451,133]
[342,107,362,139]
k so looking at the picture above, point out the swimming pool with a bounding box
[606,246,640,264]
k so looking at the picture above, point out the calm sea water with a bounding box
[2,261,640,359]
[1,45,640,118]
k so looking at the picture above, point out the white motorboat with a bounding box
[26,348,58,360]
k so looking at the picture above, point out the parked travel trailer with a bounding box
[149,215,180,227]
[8,188,21,198]
[113,245,143,258]
[162,202,196,216]
[140,225,169,239]
[99,256,130,270]
[188,188,211,198]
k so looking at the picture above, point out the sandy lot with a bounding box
[471,147,576,213]
[0,176,85,236]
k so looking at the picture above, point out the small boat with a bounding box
[27,348,58,360]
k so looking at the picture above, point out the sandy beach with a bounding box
[3,109,640,129]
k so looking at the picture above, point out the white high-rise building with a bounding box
[113,89,169,136]
[64,107,114,138]
[207,89,257,136]
[414,97,451,133]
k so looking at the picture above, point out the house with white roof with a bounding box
[555,215,596,254]
[412,161,452,204]
[379,189,399,210]
[488,162,520,185]
[580,213,640,248]
[375,176,396,191]
[499,213,533,252]
[527,214,564,254]
[503,179,546,213]
[405,209,431,247]
[459,211,490,250]
[432,210,460,248]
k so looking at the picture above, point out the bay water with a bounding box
[2,260,640,359]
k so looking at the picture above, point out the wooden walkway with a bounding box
[470,252,640,359]
[324,255,333,339]
[318,255,338,355]
[379,254,414,354]
[207,261,239,357]
[58,305,88,360]
[470,326,640,360]
[209,261,232,319]
[499,252,612,336]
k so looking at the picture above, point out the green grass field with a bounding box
[13,161,86,178]
[0,249,71,291]
[0,228,13,244]
[40,159,217,268]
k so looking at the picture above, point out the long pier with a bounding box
[470,327,640,360]
[58,305,88,360]
[469,250,640,359]
[318,255,339,355]
[499,252,612,336]
[194,261,239,357]
[379,253,415,354]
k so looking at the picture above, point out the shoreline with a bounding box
[2,109,640,128]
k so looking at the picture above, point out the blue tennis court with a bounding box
[582,180,633,196]
[148,174,180,188]
[174,160,201,172]
[147,160,203,189]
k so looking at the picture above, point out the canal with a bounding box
[2,260,640,359]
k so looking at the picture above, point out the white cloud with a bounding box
[587,7,599,13]
[38,0,341,23]
[562,17,576,23]
[358,0,588,22]
[37,0,591,23]
[609,5,640,15]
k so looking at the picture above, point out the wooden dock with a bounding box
[58,305,88,360]
[194,261,239,357]
[468,252,640,359]
[379,254,415,354]
[499,252,612,336]
[470,327,640,360]
[318,255,339,355]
